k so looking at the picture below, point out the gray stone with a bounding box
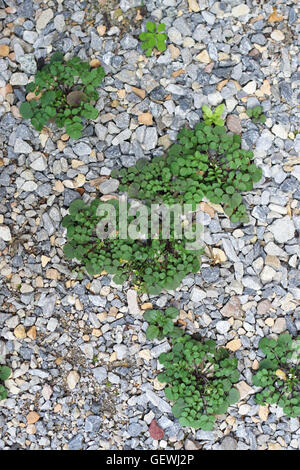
[73,142,91,156]
[30,153,47,171]
[120,0,141,12]
[64,189,80,206]
[222,238,239,263]
[10,72,29,86]
[242,276,261,290]
[221,436,238,450]
[14,138,32,154]
[68,434,83,450]
[143,127,158,151]
[85,415,101,433]
[127,422,144,437]
[99,178,119,194]
[18,54,37,75]
[269,216,295,244]
[151,341,171,358]
[279,81,293,102]
[215,320,230,335]
[201,267,220,283]
[0,226,11,242]
[120,34,138,50]
[195,430,216,441]
[93,367,107,384]
[146,390,172,413]
[190,287,206,302]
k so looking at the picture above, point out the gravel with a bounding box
[0,0,299,452]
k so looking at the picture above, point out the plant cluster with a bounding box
[20,52,105,139]
[253,334,300,417]
[113,115,262,223]
[202,104,225,127]
[62,199,202,294]
[157,335,240,430]
[0,365,11,401]
[139,22,168,56]
[144,306,184,340]
[246,105,266,124]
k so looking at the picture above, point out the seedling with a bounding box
[20,52,105,139]
[0,365,11,401]
[253,334,300,417]
[202,104,225,126]
[139,21,168,56]
[246,105,266,124]
[113,114,263,224]
[144,307,184,340]
[158,335,240,430]
[62,199,203,294]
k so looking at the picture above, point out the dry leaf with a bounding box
[268,8,283,23]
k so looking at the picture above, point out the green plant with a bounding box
[19,52,105,139]
[62,199,203,294]
[139,21,168,56]
[158,335,240,430]
[202,104,225,126]
[252,334,300,417]
[0,365,11,400]
[144,307,184,340]
[113,117,263,223]
[246,105,266,124]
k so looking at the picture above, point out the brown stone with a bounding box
[97,25,106,36]
[168,44,180,60]
[0,45,9,57]
[172,69,185,78]
[90,59,101,68]
[141,303,153,310]
[0,83,12,98]
[130,86,146,99]
[138,112,153,125]
[258,405,269,421]
[226,115,242,134]
[257,299,273,315]
[265,255,280,269]
[226,338,241,352]
[46,268,60,280]
[26,411,40,425]
[236,381,253,399]
[221,296,243,319]
[27,326,37,340]
[14,324,26,339]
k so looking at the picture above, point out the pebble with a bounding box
[232,5,250,17]
[10,73,28,86]
[36,8,54,30]
[269,216,295,244]
[0,225,11,242]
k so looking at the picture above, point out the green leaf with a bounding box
[165,307,179,319]
[146,21,156,33]
[0,366,11,381]
[172,398,186,418]
[258,359,277,370]
[228,387,240,405]
[68,199,86,214]
[214,104,225,117]
[156,36,167,52]
[146,325,160,340]
[63,244,75,259]
[19,102,33,119]
[50,51,64,63]
[202,105,213,118]
[157,23,166,33]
